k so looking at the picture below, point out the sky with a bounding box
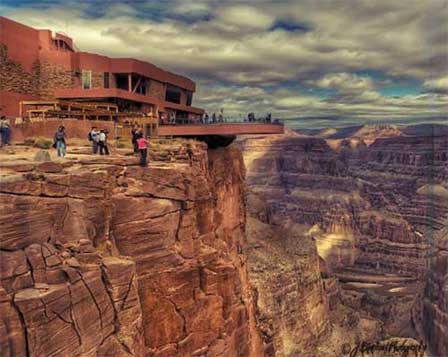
[2,0,447,128]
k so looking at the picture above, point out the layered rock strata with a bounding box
[239,131,447,356]
[0,142,261,356]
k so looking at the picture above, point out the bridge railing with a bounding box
[160,118,284,126]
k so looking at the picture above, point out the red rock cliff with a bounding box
[0,142,261,356]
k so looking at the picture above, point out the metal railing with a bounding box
[160,118,284,126]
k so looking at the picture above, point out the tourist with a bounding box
[212,112,216,123]
[98,129,109,155]
[53,126,67,157]
[89,127,99,154]
[131,126,139,153]
[204,113,209,124]
[0,116,10,147]
[137,134,149,167]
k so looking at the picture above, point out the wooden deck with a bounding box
[158,123,284,136]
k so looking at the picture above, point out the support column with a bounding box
[128,74,132,92]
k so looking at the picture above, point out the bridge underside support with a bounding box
[182,135,236,148]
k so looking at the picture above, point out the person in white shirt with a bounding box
[88,127,99,154]
[98,129,109,155]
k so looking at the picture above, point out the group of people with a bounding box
[246,112,272,123]
[200,112,272,124]
[88,127,110,155]
[53,126,109,159]
[0,116,10,147]
[52,125,149,167]
[1,118,151,167]
[131,127,149,167]
[202,112,224,124]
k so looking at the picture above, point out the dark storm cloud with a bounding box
[1,0,447,125]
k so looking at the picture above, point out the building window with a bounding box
[165,85,181,104]
[115,74,128,91]
[186,91,192,106]
[104,72,110,88]
[82,70,92,89]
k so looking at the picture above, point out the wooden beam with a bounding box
[19,101,59,105]
[132,76,142,93]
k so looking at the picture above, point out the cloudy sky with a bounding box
[2,0,447,128]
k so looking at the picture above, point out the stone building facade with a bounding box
[0,16,204,118]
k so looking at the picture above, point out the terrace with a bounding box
[17,99,284,141]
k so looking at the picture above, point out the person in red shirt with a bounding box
[136,134,149,167]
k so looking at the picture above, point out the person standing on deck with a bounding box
[89,127,99,154]
[53,126,67,158]
[137,134,149,167]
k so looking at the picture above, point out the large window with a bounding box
[82,70,92,89]
[186,91,192,106]
[115,74,129,91]
[165,85,181,104]
[104,72,110,88]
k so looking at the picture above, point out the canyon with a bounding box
[239,125,447,356]
[0,124,446,356]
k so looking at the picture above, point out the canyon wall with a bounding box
[0,141,262,356]
[239,130,447,356]
[1,129,445,356]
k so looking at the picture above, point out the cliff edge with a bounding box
[0,141,261,356]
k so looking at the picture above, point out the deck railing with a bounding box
[161,118,284,126]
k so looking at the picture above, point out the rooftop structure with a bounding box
[0,16,203,119]
[0,17,284,141]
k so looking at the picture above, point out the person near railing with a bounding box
[169,112,176,125]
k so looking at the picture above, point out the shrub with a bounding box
[33,137,53,149]
[24,138,35,146]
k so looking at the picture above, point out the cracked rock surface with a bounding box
[0,141,261,356]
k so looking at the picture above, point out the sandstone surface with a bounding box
[0,141,262,356]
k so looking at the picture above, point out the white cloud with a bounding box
[1,0,447,125]
[174,2,210,15]
[215,5,275,30]
[311,73,375,93]
[423,75,448,93]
